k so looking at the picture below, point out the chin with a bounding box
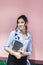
[19,28,23,30]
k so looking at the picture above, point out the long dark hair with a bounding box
[15,15,28,33]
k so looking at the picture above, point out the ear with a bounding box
[25,22,28,26]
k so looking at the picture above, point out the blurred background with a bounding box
[0,0,43,64]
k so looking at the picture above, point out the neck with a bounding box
[21,29,26,35]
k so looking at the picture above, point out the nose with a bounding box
[18,22,21,25]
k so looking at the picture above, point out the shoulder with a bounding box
[9,29,19,36]
[27,31,32,39]
[10,30,15,34]
[9,30,16,37]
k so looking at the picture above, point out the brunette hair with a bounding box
[15,15,28,32]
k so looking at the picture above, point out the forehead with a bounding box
[18,18,25,22]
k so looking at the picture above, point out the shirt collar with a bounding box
[18,30,28,37]
[16,29,30,39]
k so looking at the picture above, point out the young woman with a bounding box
[4,15,32,65]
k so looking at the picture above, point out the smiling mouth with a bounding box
[19,26,23,28]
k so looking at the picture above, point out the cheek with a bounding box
[17,23,25,28]
[18,24,24,26]
[22,23,25,26]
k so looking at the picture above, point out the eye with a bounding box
[21,21,24,23]
[17,21,24,24]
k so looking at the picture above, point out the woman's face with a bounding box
[17,18,26,31]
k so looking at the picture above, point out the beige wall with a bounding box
[0,0,43,60]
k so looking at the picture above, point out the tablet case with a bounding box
[12,41,23,52]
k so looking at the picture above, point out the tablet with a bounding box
[12,41,23,52]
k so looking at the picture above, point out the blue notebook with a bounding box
[12,41,23,52]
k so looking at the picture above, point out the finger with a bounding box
[20,47,23,50]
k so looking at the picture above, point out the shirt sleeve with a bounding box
[27,35,32,55]
[4,31,15,50]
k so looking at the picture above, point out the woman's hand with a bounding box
[18,47,24,54]
[12,51,22,59]
[18,48,30,56]
[15,52,22,59]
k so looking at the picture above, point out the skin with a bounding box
[5,18,30,59]
[17,18,30,57]
[17,18,27,39]
[17,18,26,32]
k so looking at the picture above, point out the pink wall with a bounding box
[0,0,43,60]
